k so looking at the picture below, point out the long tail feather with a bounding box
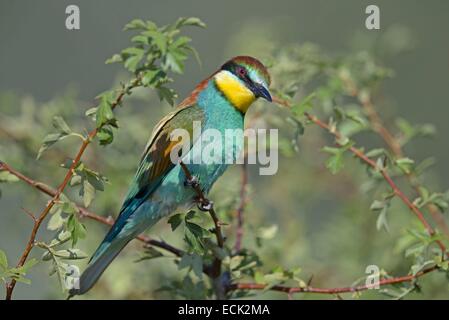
[69,236,131,296]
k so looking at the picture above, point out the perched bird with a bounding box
[70,56,272,295]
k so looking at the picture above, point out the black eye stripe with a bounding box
[221,62,252,83]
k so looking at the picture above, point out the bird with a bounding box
[69,56,272,296]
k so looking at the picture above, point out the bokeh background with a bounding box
[0,0,448,299]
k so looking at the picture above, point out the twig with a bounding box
[273,96,446,254]
[234,162,248,252]
[227,264,437,296]
[178,161,226,299]
[0,161,184,258]
[341,76,449,240]
[304,111,446,253]
[3,77,141,300]
[178,161,224,249]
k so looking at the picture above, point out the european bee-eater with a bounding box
[70,56,272,295]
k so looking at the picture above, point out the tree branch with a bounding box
[227,264,438,296]
[0,161,184,258]
[3,77,142,300]
[178,161,226,299]
[234,162,248,253]
[340,75,449,240]
[273,96,447,255]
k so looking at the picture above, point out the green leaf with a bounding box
[168,213,183,231]
[157,87,177,106]
[95,96,115,128]
[124,54,143,73]
[135,247,164,262]
[53,249,88,260]
[81,179,95,207]
[37,133,67,160]
[48,230,72,248]
[67,214,86,247]
[322,146,345,174]
[131,35,149,45]
[47,209,65,231]
[292,92,315,117]
[185,222,209,238]
[21,258,38,273]
[365,148,386,158]
[370,200,390,232]
[97,126,114,145]
[141,69,163,87]
[191,254,203,279]
[121,47,145,56]
[144,30,168,54]
[0,171,19,183]
[123,19,147,31]
[0,250,8,269]
[52,116,72,135]
[376,206,390,232]
[185,210,195,221]
[395,157,415,174]
[105,54,122,64]
[175,17,206,29]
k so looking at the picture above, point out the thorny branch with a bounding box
[273,96,446,254]
[234,162,248,253]
[340,75,449,241]
[2,92,447,299]
[3,77,141,300]
[227,264,438,296]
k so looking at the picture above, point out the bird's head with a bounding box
[214,56,271,113]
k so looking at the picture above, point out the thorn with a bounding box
[21,207,37,222]
[307,274,314,286]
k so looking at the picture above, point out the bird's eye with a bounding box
[237,67,247,77]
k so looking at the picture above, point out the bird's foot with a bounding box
[198,199,214,212]
[184,175,199,188]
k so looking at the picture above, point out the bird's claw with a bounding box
[184,175,199,188]
[198,200,213,212]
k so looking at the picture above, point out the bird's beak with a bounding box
[253,83,272,102]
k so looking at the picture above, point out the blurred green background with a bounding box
[0,0,448,299]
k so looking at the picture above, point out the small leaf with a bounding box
[53,249,88,260]
[135,247,164,262]
[376,206,390,232]
[145,30,168,54]
[123,19,147,31]
[52,116,72,135]
[157,87,177,106]
[81,179,95,207]
[365,148,386,158]
[168,213,183,231]
[322,147,345,175]
[395,157,415,174]
[67,214,86,247]
[47,210,65,231]
[97,126,114,145]
[105,54,122,64]
[37,133,67,160]
[0,250,8,269]
[292,93,315,117]
[95,97,115,128]
[175,17,206,29]
[0,171,19,183]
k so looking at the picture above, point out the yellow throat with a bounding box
[214,71,255,113]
